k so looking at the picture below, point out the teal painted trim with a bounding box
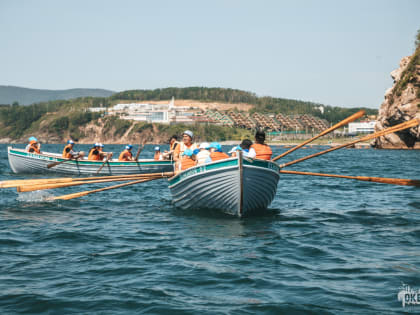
[243,158,281,172]
[9,149,173,166]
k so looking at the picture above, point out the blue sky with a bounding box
[0,0,419,108]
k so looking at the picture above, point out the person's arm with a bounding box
[173,145,181,161]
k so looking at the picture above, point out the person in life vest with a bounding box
[118,145,134,161]
[88,143,106,161]
[209,142,229,161]
[240,139,256,158]
[195,142,211,165]
[26,137,41,154]
[99,143,113,160]
[163,135,180,160]
[251,130,272,160]
[173,130,197,161]
[179,149,196,171]
[154,146,163,161]
[62,139,84,159]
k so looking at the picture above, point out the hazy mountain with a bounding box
[0,85,115,105]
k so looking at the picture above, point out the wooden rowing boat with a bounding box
[7,147,174,175]
[168,152,280,217]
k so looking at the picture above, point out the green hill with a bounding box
[0,87,378,143]
[0,85,115,106]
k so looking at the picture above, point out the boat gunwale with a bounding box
[7,147,173,166]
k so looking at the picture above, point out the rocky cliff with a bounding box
[374,40,420,149]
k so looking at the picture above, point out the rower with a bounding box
[118,145,134,161]
[99,143,113,161]
[179,149,196,171]
[239,139,256,158]
[163,135,179,160]
[196,142,210,165]
[88,143,106,161]
[251,130,272,160]
[209,142,229,161]
[173,130,197,161]
[154,146,163,161]
[26,137,41,154]
[62,140,83,159]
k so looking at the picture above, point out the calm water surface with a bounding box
[0,143,419,314]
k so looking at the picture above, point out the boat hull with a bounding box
[7,147,174,175]
[168,155,280,216]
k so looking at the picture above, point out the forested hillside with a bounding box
[113,87,377,122]
[0,87,378,143]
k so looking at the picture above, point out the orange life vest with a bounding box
[180,156,196,170]
[62,144,73,158]
[154,152,162,161]
[170,141,180,151]
[28,143,40,154]
[210,151,229,161]
[251,143,272,160]
[118,150,132,161]
[88,148,102,160]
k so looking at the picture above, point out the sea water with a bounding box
[0,143,419,314]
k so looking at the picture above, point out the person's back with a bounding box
[88,144,102,160]
[196,143,210,165]
[238,139,256,158]
[251,131,272,160]
[210,151,229,161]
[118,145,133,161]
[209,142,229,161]
[62,140,75,158]
[196,150,210,165]
[251,143,272,160]
[27,141,40,154]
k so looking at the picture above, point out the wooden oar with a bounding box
[0,172,175,188]
[47,155,80,169]
[96,153,112,174]
[279,170,420,187]
[279,118,420,168]
[16,174,164,192]
[48,177,159,201]
[272,110,365,162]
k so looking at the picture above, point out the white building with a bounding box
[348,121,376,134]
[109,97,198,124]
[88,107,107,112]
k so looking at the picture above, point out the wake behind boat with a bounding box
[7,147,174,175]
[168,152,280,217]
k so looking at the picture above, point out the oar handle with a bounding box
[280,118,420,168]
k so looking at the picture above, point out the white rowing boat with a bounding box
[7,147,174,175]
[168,152,280,217]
